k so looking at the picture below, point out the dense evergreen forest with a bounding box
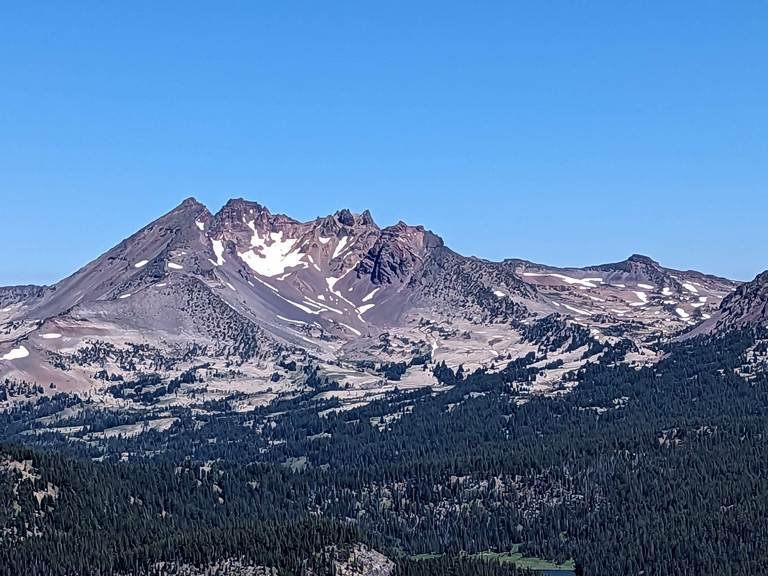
[2,328,768,575]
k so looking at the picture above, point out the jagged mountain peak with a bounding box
[386,220,422,233]
[147,196,210,227]
[378,221,444,249]
[158,197,211,230]
[334,208,357,227]
[214,198,280,228]
[176,196,206,210]
[219,197,266,211]
[360,209,376,227]
[317,208,379,232]
[212,202,383,239]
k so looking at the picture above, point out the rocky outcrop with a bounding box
[357,222,443,285]
[713,271,768,331]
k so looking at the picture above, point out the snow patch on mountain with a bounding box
[211,239,226,266]
[1,345,29,361]
[239,222,306,277]
[326,270,356,308]
[276,315,308,325]
[305,296,342,314]
[362,288,380,302]
[339,322,361,336]
[357,304,375,315]
[523,272,602,289]
[562,303,591,315]
[252,276,280,293]
[307,255,322,272]
[275,293,318,315]
[332,236,350,259]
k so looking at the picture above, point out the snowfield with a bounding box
[675,307,690,319]
[357,304,375,315]
[362,288,380,302]
[238,221,306,277]
[562,303,591,316]
[332,236,350,259]
[338,322,361,336]
[1,345,29,361]
[211,239,226,266]
[523,272,602,288]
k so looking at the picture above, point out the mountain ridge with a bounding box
[0,197,762,409]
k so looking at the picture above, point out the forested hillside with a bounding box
[2,328,768,575]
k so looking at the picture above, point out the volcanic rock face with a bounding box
[0,196,748,404]
[357,223,442,285]
[0,285,45,309]
[702,271,768,333]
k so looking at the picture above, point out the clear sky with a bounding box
[1,2,766,285]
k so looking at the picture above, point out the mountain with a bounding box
[0,197,745,407]
[512,253,737,336]
[688,270,768,336]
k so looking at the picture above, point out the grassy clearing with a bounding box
[471,550,575,571]
[410,546,575,572]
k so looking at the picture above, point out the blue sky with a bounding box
[1,2,766,285]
